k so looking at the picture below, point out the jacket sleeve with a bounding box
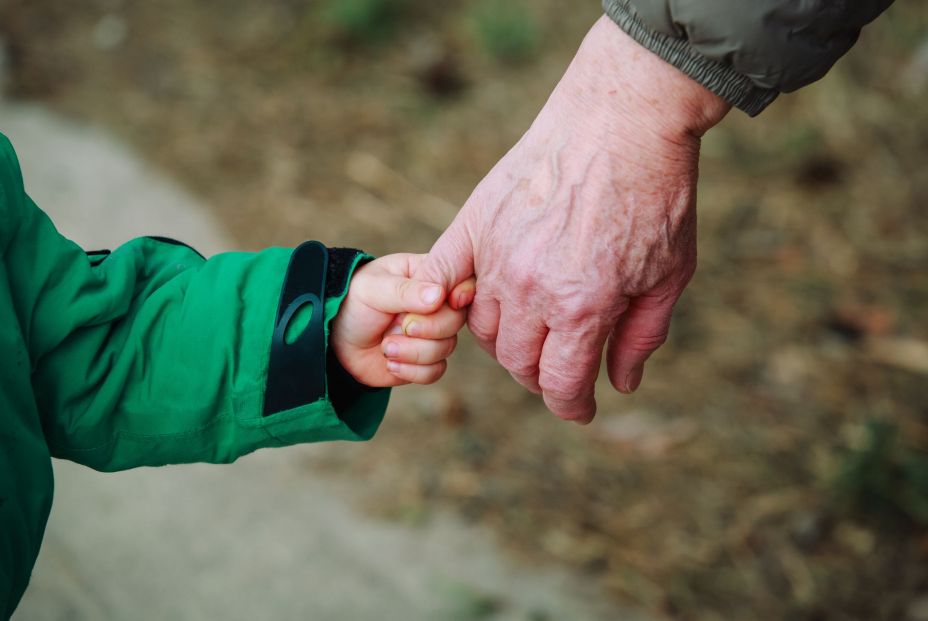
[602,0,895,116]
[1,134,389,472]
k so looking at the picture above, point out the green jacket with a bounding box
[604,0,896,115]
[0,133,389,618]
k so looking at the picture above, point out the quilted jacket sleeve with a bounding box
[603,0,895,115]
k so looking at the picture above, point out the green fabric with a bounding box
[0,132,389,618]
[603,0,895,116]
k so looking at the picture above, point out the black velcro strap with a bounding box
[263,241,329,416]
[325,247,365,299]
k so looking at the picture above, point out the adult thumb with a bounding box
[414,215,476,297]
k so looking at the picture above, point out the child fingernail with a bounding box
[404,321,421,337]
[387,360,400,373]
[387,324,403,336]
[383,342,399,358]
[420,285,442,305]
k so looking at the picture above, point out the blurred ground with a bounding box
[2,1,928,619]
[2,100,628,621]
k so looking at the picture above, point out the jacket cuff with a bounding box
[258,242,389,444]
[602,0,778,117]
[322,247,387,436]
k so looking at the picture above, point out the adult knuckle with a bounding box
[506,262,539,292]
[557,296,597,325]
[542,387,574,403]
[631,331,668,352]
[468,317,498,343]
[538,373,585,403]
[498,350,538,379]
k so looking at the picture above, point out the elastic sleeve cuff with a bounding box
[602,0,778,117]
[256,243,389,445]
[323,247,389,437]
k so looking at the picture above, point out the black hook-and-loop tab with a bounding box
[263,241,329,416]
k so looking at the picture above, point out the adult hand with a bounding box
[415,16,730,423]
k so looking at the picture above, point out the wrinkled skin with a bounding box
[415,17,730,423]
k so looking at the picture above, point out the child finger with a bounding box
[382,335,457,365]
[353,269,445,315]
[401,305,467,339]
[385,360,448,385]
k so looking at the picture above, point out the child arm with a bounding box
[0,136,397,471]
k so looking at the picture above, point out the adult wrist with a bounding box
[562,16,730,146]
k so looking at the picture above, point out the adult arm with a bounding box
[416,18,728,423]
[415,0,894,423]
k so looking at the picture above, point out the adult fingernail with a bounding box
[404,320,421,338]
[455,289,475,309]
[624,363,645,393]
[387,360,401,373]
[383,342,399,358]
[420,285,442,306]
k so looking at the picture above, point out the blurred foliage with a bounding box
[434,580,505,621]
[471,1,540,64]
[320,0,409,46]
[835,419,928,527]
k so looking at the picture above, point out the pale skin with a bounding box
[330,252,475,388]
[415,16,732,423]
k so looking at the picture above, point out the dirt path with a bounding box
[2,100,640,621]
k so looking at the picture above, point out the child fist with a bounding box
[331,253,475,388]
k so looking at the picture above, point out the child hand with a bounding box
[331,253,475,388]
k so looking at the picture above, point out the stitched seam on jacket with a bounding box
[46,412,237,452]
[602,0,778,116]
[46,410,346,453]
